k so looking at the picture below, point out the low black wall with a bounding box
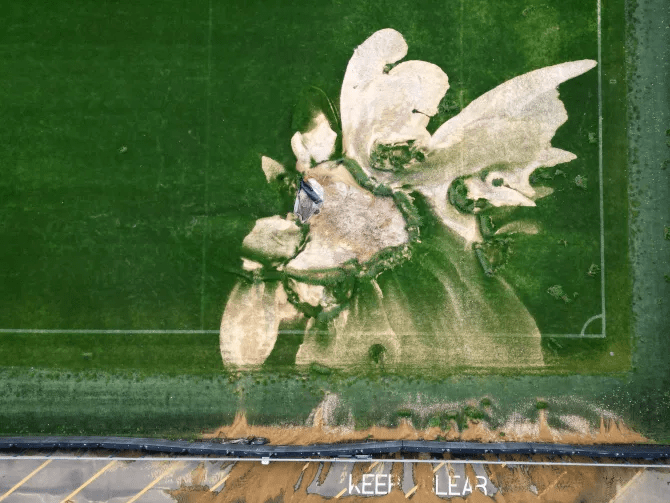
[1,437,668,460]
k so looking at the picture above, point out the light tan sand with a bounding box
[340,29,449,175]
[300,113,338,164]
[291,113,338,172]
[465,178,536,208]
[494,221,539,236]
[286,162,409,271]
[240,258,262,271]
[219,282,301,366]
[241,215,302,261]
[288,279,330,308]
[337,29,595,245]
[415,63,595,243]
[294,270,544,370]
[260,156,285,182]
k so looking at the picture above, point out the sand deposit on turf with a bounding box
[220,29,598,370]
[286,162,409,271]
[220,282,301,366]
[260,156,285,182]
[202,397,648,447]
[340,29,449,175]
[241,216,302,261]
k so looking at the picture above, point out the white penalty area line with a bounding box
[0,329,605,339]
[0,456,667,469]
[276,330,605,339]
[597,0,607,337]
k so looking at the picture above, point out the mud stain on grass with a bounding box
[201,406,648,446]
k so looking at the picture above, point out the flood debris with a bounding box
[294,178,324,223]
[220,28,597,369]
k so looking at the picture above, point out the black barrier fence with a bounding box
[0,437,669,460]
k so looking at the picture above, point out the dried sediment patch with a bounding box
[287,162,409,271]
[414,62,596,244]
[260,156,285,182]
[340,28,449,174]
[295,257,544,370]
[220,282,301,366]
[242,215,302,262]
[291,112,338,172]
[494,221,539,235]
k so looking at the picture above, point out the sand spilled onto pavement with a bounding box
[167,454,644,503]
[169,404,652,502]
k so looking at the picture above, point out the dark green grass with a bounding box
[0,333,224,376]
[1,0,620,364]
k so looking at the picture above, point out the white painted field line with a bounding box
[0,329,602,338]
[199,0,214,331]
[597,0,607,337]
[278,330,605,338]
[538,470,567,499]
[607,470,644,503]
[405,484,419,498]
[0,329,218,334]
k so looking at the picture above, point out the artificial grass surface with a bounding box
[1,0,622,366]
[0,0,663,438]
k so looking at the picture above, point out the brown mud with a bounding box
[167,456,647,503]
[201,409,648,446]
[172,407,654,501]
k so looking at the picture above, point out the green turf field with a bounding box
[1,0,668,440]
[0,0,624,369]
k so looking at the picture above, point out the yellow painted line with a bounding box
[405,485,418,498]
[0,459,52,502]
[366,461,380,473]
[209,473,230,493]
[538,470,567,498]
[432,461,445,473]
[334,487,348,499]
[607,471,643,503]
[60,460,116,503]
[126,463,177,503]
